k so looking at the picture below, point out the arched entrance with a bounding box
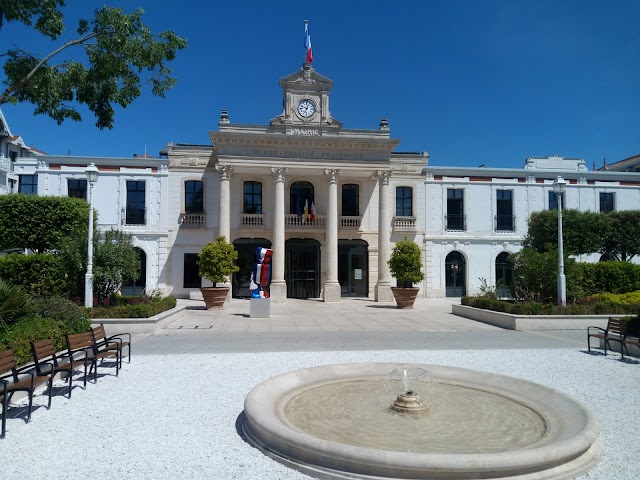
[232,238,272,298]
[445,251,466,297]
[122,247,146,296]
[286,239,320,299]
[495,252,513,298]
[338,240,368,297]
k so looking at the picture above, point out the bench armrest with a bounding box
[587,326,606,334]
[107,332,131,343]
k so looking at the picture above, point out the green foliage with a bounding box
[524,209,610,256]
[0,278,29,329]
[198,236,239,285]
[388,238,425,286]
[590,291,640,306]
[0,316,61,365]
[0,252,69,297]
[461,295,639,316]
[510,249,581,303]
[26,296,90,334]
[0,194,89,252]
[601,211,640,261]
[88,296,176,318]
[574,262,640,295]
[93,229,141,305]
[1,4,187,129]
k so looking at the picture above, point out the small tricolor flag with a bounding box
[310,201,316,223]
[304,20,313,63]
[303,199,309,223]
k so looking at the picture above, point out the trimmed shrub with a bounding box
[27,296,91,334]
[0,316,61,365]
[574,262,640,295]
[462,295,639,316]
[89,296,176,318]
[0,253,70,297]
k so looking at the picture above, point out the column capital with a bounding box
[215,165,234,180]
[271,167,288,183]
[323,168,341,184]
[375,170,392,185]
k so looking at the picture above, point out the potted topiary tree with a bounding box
[198,236,239,309]
[388,238,425,309]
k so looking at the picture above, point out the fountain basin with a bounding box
[242,363,601,479]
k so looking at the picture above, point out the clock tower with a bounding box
[270,63,342,130]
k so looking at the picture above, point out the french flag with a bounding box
[304,20,313,64]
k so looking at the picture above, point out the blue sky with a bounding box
[1,0,638,169]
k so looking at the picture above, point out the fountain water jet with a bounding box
[242,363,601,479]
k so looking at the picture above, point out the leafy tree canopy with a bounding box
[601,211,640,262]
[0,2,187,128]
[93,229,140,303]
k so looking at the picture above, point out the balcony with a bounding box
[121,207,147,226]
[180,213,206,228]
[340,216,362,229]
[445,214,466,232]
[393,216,417,232]
[285,214,327,229]
[240,213,265,228]
[0,156,10,173]
[495,215,516,232]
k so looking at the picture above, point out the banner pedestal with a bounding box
[250,298,271,318]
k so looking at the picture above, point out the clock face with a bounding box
[297,99,316,118]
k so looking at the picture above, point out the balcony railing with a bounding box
[393,216,417,232]
[285,214,327,228]
[340,216,362,229]
[495,215,516,232]
[240,213,264,227]
[180,213,206,228]
[445,214,466,232]
[0,156,10,173]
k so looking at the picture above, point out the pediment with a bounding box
[279,64,333,91]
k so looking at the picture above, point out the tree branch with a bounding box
[0,31,97,105]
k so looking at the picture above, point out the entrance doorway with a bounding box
[233,238,272,298]
[445,251,466,297]
[338,240,368,297]
[285,239,320,298]
[122,247,146,296]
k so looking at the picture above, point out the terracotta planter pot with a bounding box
[200,286,229,309]
[391,287,419,309]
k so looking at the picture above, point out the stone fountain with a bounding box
[242,363,601,479]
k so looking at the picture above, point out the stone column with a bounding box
[270,167,288,302]
[215,165,234,302]
[375,170,394,302]
[323,169,341,302]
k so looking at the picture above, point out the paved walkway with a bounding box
[133,297,587,355]
[166,297,492,333]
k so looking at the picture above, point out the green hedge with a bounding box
[461,295,639,316]
[89,296,177,318]
[0,253,70,297]
[575,262,640,295]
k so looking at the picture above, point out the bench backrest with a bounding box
[607,318,628,335]
[32,339,56,361]
[66,331,95,352]
[0,349,17,376]
[91,324,107,343]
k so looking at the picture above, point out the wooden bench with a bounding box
[91,324,131,368]
[65,331,119,384]
[587,317,627,356]
[31,339,89,401]
[0,349,52,438]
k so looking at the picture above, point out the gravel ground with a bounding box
[1,349,638,480]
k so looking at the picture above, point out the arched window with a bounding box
[342,184,359,216]
[243,181,262,214]
[396,186,413,217]
[445,251,466,297]
[290,181,314,216]
[495,252,513,298]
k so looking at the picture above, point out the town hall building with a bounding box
[1,62,639,302]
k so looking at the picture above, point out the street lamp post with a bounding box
[84,163,99,308]
[553,176,567,306]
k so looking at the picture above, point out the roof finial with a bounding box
[379,117,389,131]
[219,108,230,124]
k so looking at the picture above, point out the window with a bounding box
[342,184,359,216]
[68,179,87,200]
[446,189,465,231]
[495,252,513,298]
[185,180,204,213]
[126,180,146,225]
[599,192,615,213]
[18,175,37,195]
[395,186,413,217]
[243,181,262,214]
[496,190,514,231]
[183,253,201,288]
[548,191,565,210]
[290,181,314,216]
[122,248,146,296]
